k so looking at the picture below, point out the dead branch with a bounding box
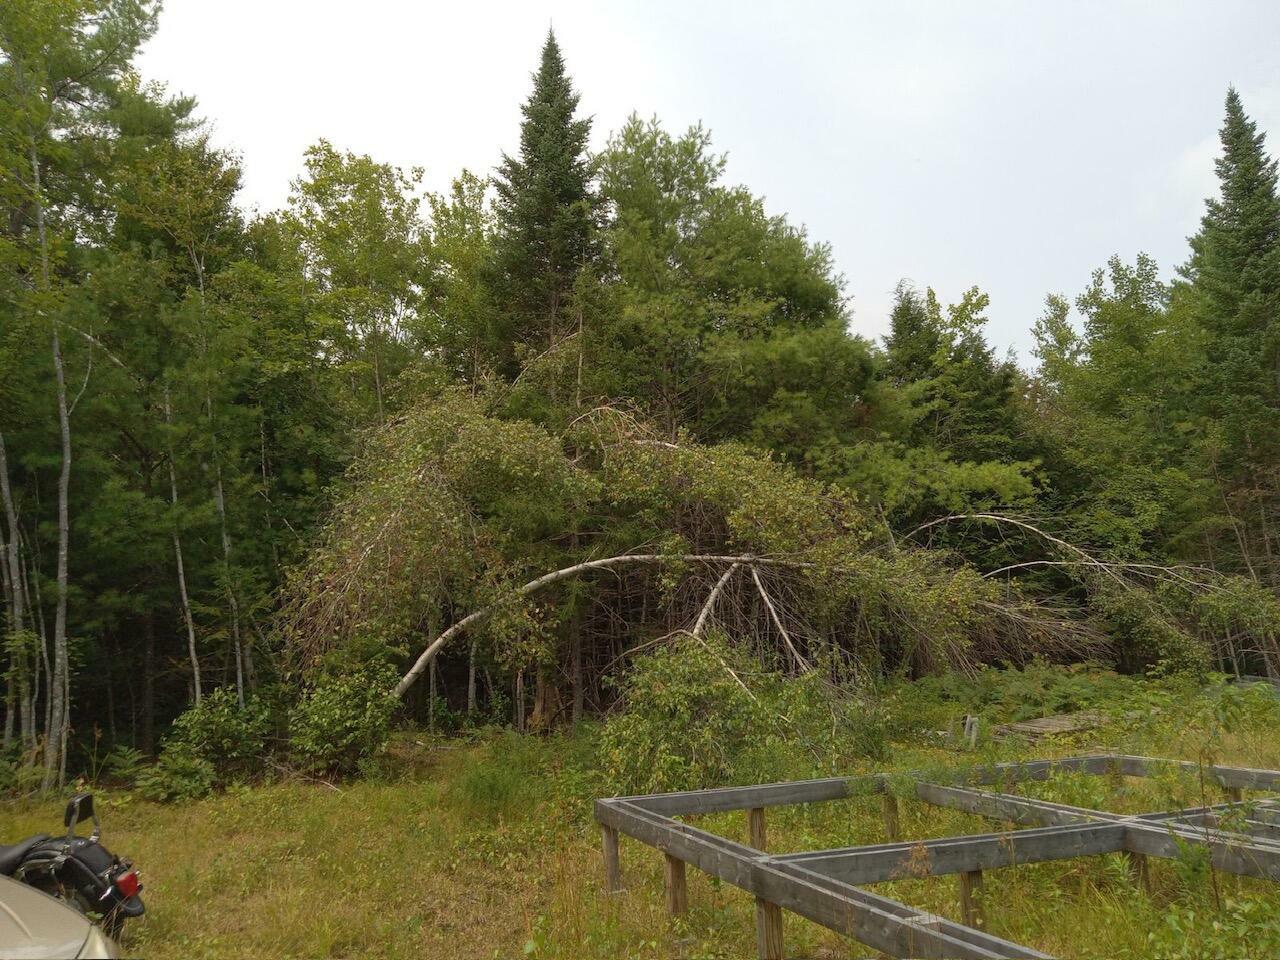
[752,565,811,672]
[394,552,797,698]
[693,563,740,636]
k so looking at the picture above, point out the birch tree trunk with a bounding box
[163,390,202,704]
[29,143,70,791]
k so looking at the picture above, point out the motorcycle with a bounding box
[0,792,145,938]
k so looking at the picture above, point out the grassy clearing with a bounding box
[4,673,1280,958]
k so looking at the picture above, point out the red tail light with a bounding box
[114,870,140,898]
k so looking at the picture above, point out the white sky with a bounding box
[138,0,1280,363]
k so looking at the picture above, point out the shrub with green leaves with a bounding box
[167,687,273,779]
[599,633,884,794]
[289,662,399,775]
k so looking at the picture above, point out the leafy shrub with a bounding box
[137,743,216,802]
[1146,896,1280,958]
[289,662,399,775]
[167,687,273,780]
[599,633,884,795]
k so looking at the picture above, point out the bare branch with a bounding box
[751,565,811,672]
[693,563,740,636]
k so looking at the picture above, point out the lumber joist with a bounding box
[595,753,1280,958]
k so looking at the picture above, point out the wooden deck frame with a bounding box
[594,753,1280,958]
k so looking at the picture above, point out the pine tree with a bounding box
[489,31,598,372]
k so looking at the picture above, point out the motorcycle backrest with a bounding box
[64,792,94,829]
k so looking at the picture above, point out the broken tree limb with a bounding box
[394,553,796,698]
[751,566,811,672]
[693,563,740,636]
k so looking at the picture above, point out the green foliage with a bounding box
[102,745,147,786]
[599,634,884,795]
[167,688,273,780]
[885,661,1143,737]
[289,663,399,775]
[137,743,217,803]
[1147,896,1280,959]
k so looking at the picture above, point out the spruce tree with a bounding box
[1181,88,1280,583]
[489,31,598,372]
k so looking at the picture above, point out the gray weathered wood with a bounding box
[601,822,621,893]
[601,799,1049,958]
[597,754,1280,959]
[1122,850,1149,891]
[778,823,1125,885]
[883,791,901,841]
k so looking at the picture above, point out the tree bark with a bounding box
[34,140,71,791]
[163,390,202,704]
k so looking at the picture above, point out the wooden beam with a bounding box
[664,853,687,915]
[778,823,1126,885]
[748,807,783,960]
[601,823,621,893]
[1122,850,1150,892]
[883,791,901,841]
[960,869,984,929]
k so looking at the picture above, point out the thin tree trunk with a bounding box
[163,390,202,704]
[467,638,477,716]
[32,141,70,791]
[0,433,25,750]
[141,611,155,756]
[23,552,42,750]
[207,419,244,706]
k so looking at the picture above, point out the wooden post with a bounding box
[664,852,687,916]
[748,807,783,959]
[601,823,621,893]
[959,869,984,929]
[1123,850,1150,892]
[1227,786,1244,803]
[883,790,901,841]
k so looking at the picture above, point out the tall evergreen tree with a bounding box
[1180,88,1280,584]
[489,31,598,375]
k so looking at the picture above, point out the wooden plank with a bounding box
[756,860,1052,959]
[883,791,901,841]
[755,898,783,960]
[1123,824,1280,882]
[620,776,859,815]
[747,807,782,960]
[664,852,687,915]
[994,712,1104,742]
[1122,850,1149,891]
[615,754,1119,816]
[749,807,767,850]
[777,823,1125,885]
[960,869,984,929]
[601,822,622,893]
[1113,755,1280,791]
[914,781,1101,827]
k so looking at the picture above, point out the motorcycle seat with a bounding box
[0,835,50,876]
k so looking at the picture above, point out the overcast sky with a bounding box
[138,0,1280,363]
